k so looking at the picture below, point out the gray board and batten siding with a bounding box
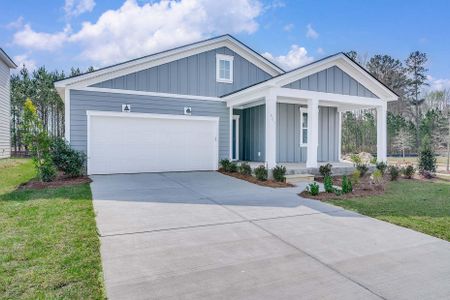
[70,90,230,159]
[283,66,378,98]
[235,104,339,163]
[92,47,272,97]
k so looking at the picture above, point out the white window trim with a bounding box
[216,54,234,83]
[300,107,308,147]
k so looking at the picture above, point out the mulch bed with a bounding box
[20,175,92,190]
[219,170,294,188]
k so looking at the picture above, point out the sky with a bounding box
[1,0,449,90]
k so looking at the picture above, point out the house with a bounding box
[0,48,17,159]
[54,35,398,175]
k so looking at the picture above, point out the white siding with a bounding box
[0,61,10,159]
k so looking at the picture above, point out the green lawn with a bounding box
[0,159,105,299]
[331,180,450,241]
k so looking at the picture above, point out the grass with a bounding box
[331,179,450,241]
[0,159,105,299]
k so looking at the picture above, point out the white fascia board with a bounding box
[65,88,70,142]
[275,88,386,107]
[86,110,220,123]
[55,36,283,89]
[78,87,224,102]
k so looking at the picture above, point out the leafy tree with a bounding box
[405,51,429,150]
[418,135,437,174]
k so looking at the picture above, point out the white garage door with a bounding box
[87,112,219,174]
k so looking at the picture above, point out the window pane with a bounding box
[302,112,308,128]
[302,129,308,144]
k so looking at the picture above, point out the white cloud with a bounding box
[6,16,24,29]
[64,0,96,18]
[262,45,314,70]
[317,47,324,55]
[306,23,318,39]
[427,75,450,91]
[13,0,262,65]
[13,53,37,71]
[283,23,294,32]
[13,24,71,51]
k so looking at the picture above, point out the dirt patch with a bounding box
[20,175,92,190]
[219,170,294,188]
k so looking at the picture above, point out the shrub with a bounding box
[51,137,86,177]
[388,165,400,181]
[333,187,343,196]
[351,170,361,186]
[370,156,377,165]
[39,158,57,182]
[272,165,287,182]
[350,153,362,165]
[402,165,415,179]
[239,162,252,176]
[356,164,369,177]
[375,161,388,175]
[306,182,320,196]
[254,165,268,181]
[418,136,436,174]
[229,162,238,172]
[341,175,353,194]
[324,175,333,193]
[220,159,232,172]
[371,169,383,185]
[319,163,332,177]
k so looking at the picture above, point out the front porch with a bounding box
[224,55,397,172]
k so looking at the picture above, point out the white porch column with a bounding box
[376,102,387,162]
[306,98,319,168]
[229,105,233,160]
[265,90,277,169]
[337,111,342,161]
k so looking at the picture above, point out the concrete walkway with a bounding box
[91,172,450,300]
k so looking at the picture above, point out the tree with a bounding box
[418,135,437,174]
[392,128,414,157]
[405,51,429,150]
[366,55,409,114]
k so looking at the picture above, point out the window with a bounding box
[300,107,308,146]
[216,54,234,83]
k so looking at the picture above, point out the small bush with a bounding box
[418,136,436,174]
[341,175,353,194]
[324,175,333,193]
[375,161,387,175]
[39,159,57,182]
[388,165,400,181]
[239,162,252,176]
[370,156,377,164]
[220,159,232,172]
[356,164,369,177]
[254,165,268,181]
[350,153,362,165]
[51,137,86,177]
[319,163,333,177]
[272,165,287,182]
[371,169,383,185]
[229,162,238,172]
[402,165,415,179]
[333,187,343,196]
[351,170,361,186]
[306,182,320,196]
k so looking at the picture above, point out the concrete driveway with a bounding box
[91,172,450,300]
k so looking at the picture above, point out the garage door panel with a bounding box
[88,114,218,174]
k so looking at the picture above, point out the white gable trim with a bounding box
[55,36,283,90]
[224,53,398,102]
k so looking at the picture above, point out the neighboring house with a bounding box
[0,49,17,159]
[55,35,398,175]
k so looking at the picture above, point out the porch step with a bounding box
[285,173,315,183]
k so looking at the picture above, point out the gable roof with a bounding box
[222,52,399,101]
[0,48,17,69]
[54,34,284,90]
